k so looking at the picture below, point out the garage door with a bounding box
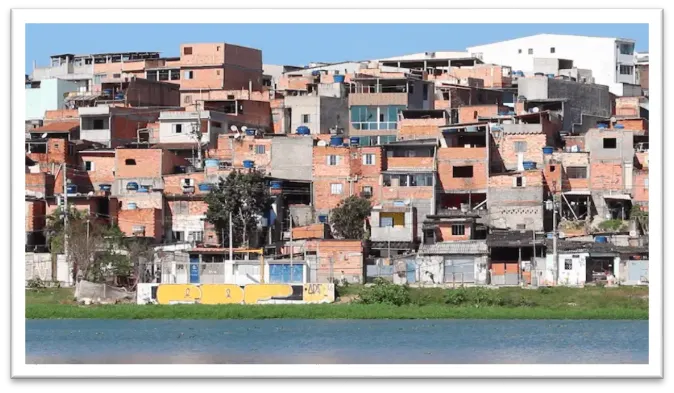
[444,258,475,284]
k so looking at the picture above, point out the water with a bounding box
[26,319,648,364]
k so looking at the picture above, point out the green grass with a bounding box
[25,285,648,320]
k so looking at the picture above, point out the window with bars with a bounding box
[566,166,588,179]
[326,155,341,166]
[451,224,465,236]
[362,154,375,165]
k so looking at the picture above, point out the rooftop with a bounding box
[30,121,79,133]
[418,240,488,255]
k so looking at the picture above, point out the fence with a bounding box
[25,253,73,287]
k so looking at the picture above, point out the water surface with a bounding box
[26,319,648,364]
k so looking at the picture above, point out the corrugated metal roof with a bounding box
[418,240,488,255]
[488,230,546,247]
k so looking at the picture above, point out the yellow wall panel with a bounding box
[302,283,335,303]
[243,284,293,304]
[200,284,245,305]
[156,284,201,305]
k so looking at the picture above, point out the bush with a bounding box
[444,287,505,307]
[444,288,468,305]
[27,277,46,290]
[598,219,626,232]
[537,286,552,295]
[356,278,411,306]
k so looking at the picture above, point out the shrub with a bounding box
[27,277,46,290]
[538,286,552,295]
[356,278,411,306]
[598,219,626,232]
[444,288,468,305]
[444,287,505,307]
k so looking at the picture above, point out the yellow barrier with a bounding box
[152,283,334,305]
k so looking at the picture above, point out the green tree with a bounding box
[205,170,272,247]
[330,196,372,239]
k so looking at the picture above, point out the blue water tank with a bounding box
[595,236,608,243]
[198,183,213,192]
[99,184,112,192]
[330,136,344,146]
[597,124,608,129]
[546,74,555,78]
[296,126,310,135]
[542,147,554,155]
[523,161,537,170]
[333,75,345,83]
[243,160,255,169]
[318,215,328,223]
[270,181,282,190]
[349,137,360,146]
[204,159,220,168]
[66,185,77,194]
[311,70,321,76]
[127,202,137,210]
[614,124,625,129]
[126,182,139,191]
[245,128,256,136]
[137,185,149,193]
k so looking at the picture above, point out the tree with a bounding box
[330,196,372,240]
[205,170,272,248]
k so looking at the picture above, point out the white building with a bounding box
[467,34,638,96]
[157,110,227,145]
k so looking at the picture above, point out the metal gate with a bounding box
[444,258,475,284]
[627,260,648,285]
[406,261,416,284]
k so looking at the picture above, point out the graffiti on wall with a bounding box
[140,283,335,305]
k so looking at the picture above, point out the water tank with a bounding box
[542,147,554,155]
[245,128,256,136]
[597,123,608,129]
[349,137,360,146]
[198,183,213,192]
[137,185,149,193]
[614,124,625,129]
[534,72,545,77]
[66,184,77,194]
[127,202,137,210]
[330,136,344,146]
[546,74,555,78]
[126,182,139,191]
[595,236,608,243]
[204,159,220,168]
[333,75,345,83]
[99,184,112,192]
[243,160,255,169]
[311,70,321,76]
[270,180,282,190]
[522,161,537,170]
[296,126,310,135]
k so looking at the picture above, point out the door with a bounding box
[628,261,648,284]
[406,261,416,284]
[189,255,200,284]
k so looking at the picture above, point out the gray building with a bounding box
[518,77,611,133]
[269,136,314,181]
[284,95,348,135]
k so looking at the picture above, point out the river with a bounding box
[25,319,648,364]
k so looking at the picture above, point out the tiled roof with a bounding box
[418,240,488,255]
[30,121,79,133]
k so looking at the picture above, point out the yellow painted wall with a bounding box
[380,212,405,226]
[156,284,201,305]
[200,284,245,305]
[302,283,335,303]
[243,284,293,304]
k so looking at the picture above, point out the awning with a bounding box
[564,190,591,196]
[603,194,631,201]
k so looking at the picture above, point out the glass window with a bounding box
[514,141,527,152]
[255,145,266,154]
[380,217,393,227]
[564,259,573,270]
[567,167,587,179]
[330,183,343,195]
[362,154,375,165]
[383,174,392,186]
[398,175,408,187]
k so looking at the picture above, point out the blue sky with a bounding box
[25,23,648,74]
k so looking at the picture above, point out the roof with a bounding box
[30,121,79,133]
[418,240,488,255]
[384,138,438,147]
[604,194,631,201]
[564,190,591,196]
[151,143,198,150]
[546,239,649,255]
[487,230,546,247]
[369,241,416,250]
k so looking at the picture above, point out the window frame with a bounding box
[451,224,466,236]
[330,183,343,195]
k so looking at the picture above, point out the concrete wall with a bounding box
[270,136,314,181]
[320,97,349,133]
[285,96,320,134]
[585,129,634,161]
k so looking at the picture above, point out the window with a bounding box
[302,114,310,123]
[361,186,373,198]
[473,111,478,119]
[188,231,204,242]
[567,166,588,179]
[451,224,465,236]
[184,95,192,104]
[603,138,617,149]
[326,155,341,166]
[93,119,105,130]
[184,70,193,80]
[216,70,221,76]
[619,65,634,75]
[422,84,429,98]
[170,69,180,80]
[410,173,434,187]
[84,161,95,171]
[350,106,404,131]
[514,176,525,187]
[380,216,393,227]
[398,175,408,187]
[173,124,183,134]
[255,145,266,154]
[514,141,527,152]
[158,70,169,81]
[516,224,526,230]
[528,48,533,55]
[549,165,556,172]
[619,43,634,55]
[216,46,221,51]
[362,154,376,165]
[183,47,193,55]
[211,121,222,128]
[518,49,522,54]
[453,166,474,178]
[408,83,414,94]
[550,47,556,54]
[564,259,573,270]
[173,231,184,242]
[330,183,343,195]
[113,73,121,78]
[125,159,136,165]
[146,71,158,81]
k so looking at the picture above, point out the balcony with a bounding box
[438,147,487,160]
[386,156,434,170]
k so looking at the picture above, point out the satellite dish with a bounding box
[41,133,48,138]
[230,125,238,132]
[532,107,540,113]
[610,116,616,123]
[317,140,327,147]
[241,126,248,132]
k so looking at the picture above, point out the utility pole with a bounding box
[228,212,233,262]
[62,164,70,283]
[552,193,558,286]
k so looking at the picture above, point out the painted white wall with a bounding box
[25,79,82,120]
[557,252,589,286]
[467,34,637,95]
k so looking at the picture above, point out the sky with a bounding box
[25,23,649,74]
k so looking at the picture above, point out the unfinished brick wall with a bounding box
[25,200,46,232]
[305,239,364,283]
[117,208,163,243]
[590,161,624,192]
[615,118,648,132]
[26,173,55,197]
[77,153,115,186]
[495,134,546,170]
[115,149,188,179]
[437,147,487,191]
[232,137,272,170]
[615,97,642,117]
[458,105,501,123]
[449,65,512,88]
[633,170,649,208]
[397,118,446,140]
[163,172,207,196]
[167,199,208,216]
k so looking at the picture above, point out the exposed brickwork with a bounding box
[26,172,55,197]
[590,161,623,192]
[115,148,188,179]
[449,65,512,88]
[494,134,546,170]
[615,118,648,132]
[397,118,446,140]
[458,105,502,123]
[615,97,641,117]
[25,200,46,232]
[436,222,471,241]
[232,137,272,171]
[117,208,163,243]
[437,147,487,191]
